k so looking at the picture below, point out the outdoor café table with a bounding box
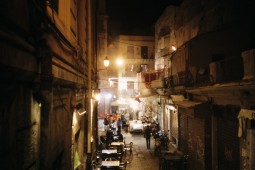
[102,149,119,160]
[111,142,124,146]
[101,160,120,167]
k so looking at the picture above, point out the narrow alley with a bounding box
[97,119,159,170]
[1,1,255,170]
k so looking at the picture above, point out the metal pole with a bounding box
[104,96,106,117]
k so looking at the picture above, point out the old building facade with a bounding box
[0,0,98,169]
[154,0,255,169]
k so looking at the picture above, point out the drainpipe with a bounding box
[86,0,93,168]
[169,55,174,89]
[211,107,218,170]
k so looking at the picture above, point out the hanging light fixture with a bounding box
[171,45,177,51]
[103,56,110,67]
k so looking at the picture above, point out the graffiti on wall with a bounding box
[188,133,205,168]
[16,124,39,169]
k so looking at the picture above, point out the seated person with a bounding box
[106,130,114,146]
[116,130,123,141]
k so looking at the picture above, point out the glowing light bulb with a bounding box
[171,45,177,51]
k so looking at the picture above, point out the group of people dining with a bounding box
[93,124,131,170]
[104,114,126,132]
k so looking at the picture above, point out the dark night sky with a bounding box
[106,0,182,37]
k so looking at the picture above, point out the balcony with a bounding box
[139,69,164,89]
[164,70,210,88]
[160,47,170,57]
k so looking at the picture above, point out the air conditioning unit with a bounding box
[151,79,163,88]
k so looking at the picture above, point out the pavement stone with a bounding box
[97,120,159,170]
[123,132,159,170]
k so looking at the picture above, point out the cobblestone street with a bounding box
[124,132,159,170]
[98,119,159,170]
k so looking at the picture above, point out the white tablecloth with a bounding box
[102,149,117,154]
[102,161,119,167]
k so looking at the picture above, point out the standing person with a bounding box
[121,114,126,125]
[117,118,122,133]
[108,114,113,128]
[103,117,109,130]
[144,125,151,149]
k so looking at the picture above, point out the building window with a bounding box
[127,46,134,59]
[70,0,77,37]
[126,64,134,72]
[140,64,148,72]
[51,0,59,13]
[127,81,134,89]
[141,46,148,59]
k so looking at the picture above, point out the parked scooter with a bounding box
[154,130,170,156]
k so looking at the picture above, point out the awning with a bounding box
[238,109,255,120]
[174,100,209,118]
[174,100,202,108]
[111,100,128,106]
[237,109,255,138]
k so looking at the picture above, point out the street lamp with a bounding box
[103,56,110,68]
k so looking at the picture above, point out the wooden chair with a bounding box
[102,153,119,161]
[124,142,133,155]
[105,157,117,161]
[119,161,128,170]
[123,142,133,162]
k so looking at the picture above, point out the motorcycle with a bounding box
[154,130,170,156]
